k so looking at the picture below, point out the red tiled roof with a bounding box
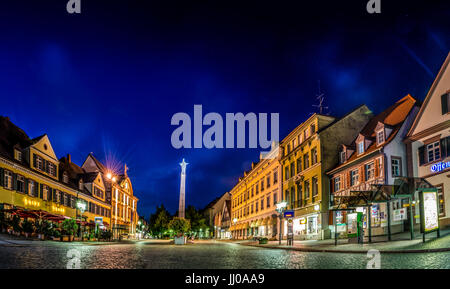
[329,94,417,173]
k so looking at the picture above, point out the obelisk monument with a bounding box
[178,158,188,218]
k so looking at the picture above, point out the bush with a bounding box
[259,238,268,244]
[62,219,78,236]
[100,230,112,240]
[11,215,21,232]
[168,217,191,236]
[52,229,61,238]
[22,219,34,234]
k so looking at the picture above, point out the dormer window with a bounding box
[357,142,364,155]
[377,130,385,145]
[63,172,69,184]
[339,151,346,164]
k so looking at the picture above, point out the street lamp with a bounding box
[276,201,287,245]
[76,201,86,238]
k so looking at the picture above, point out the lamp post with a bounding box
[76,201,86,238]
[276,201,287,245]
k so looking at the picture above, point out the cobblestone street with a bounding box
[0,237,449,269]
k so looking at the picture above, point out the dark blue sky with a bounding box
[1,0,449,217]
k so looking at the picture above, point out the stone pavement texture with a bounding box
[239,227,450,253]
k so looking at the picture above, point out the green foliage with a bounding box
[259,238,268,244]
[62,219,78,236]
[22,219,34,234]
[100,230,113,240]
[168,217,190,235]
[149,204,170,238]
[185,205,209,237]
[52,229,61,238]
[11,215,21,232]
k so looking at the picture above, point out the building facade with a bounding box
[0,116,138,237]
[205,192,231,238]
[230,144,281,239]
[82,154,139,238]
[213,199,232,239]
[406,52,450,228]
[280,106,373,240]
[328,95,419,237]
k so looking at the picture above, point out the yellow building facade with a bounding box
[230,145,282,239]
[280,108,373,240]
[0,116,140,236]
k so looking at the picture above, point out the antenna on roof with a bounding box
[312,80,329,115]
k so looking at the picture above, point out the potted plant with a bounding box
[259,237,268,244]
[61,219,78,242]
[52,229,61,241]
[168,217,191,245]
[11,215,22,237]
[34,219,48,240]
[22,219,34,238]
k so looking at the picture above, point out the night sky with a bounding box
[1,0,449,217]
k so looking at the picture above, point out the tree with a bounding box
[168,217,190,236]
[185,205,209,238]
[148,204,170,238]
[62,219,78,236]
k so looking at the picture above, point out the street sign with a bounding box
[284,210,294,218]
[95,217,103,224]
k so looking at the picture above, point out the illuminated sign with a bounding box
[430,161,450,173]
[283,210,294,218]
[422,191,439,232]
[52,205,65,214]
[24,198,40,207]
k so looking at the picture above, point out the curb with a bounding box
[242,243,450,254]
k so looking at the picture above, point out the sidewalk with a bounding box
[239,227,450,253]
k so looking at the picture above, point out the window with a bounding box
[15,150,22,162]
[64,193,69,206]
[285,190,290,205]
[357,142,364,154]
[441,92,450,115]
[311,148,318,165]
[79,180,83,190]
[55,190,61,203]
[255,184,259,195]
[28,180,35,197]
[251,187,254,198]
[310,124,316,134]
[284,166,289,180]
[290,162,295,178]
[296,157,302,174]
[16,175,24,193]
[350,169,359,186]
[251,204,254,214]
[47,162,56,177]
[365,162,375,181]
[273,193,277,205]
[297,183,302,204]
[303,153,309,169]
[261,179,265,191]
[266,175,271,188]
[273,171,278,184]
[304,180,310,199]
[391,157,402,177]
[63,172,69,183]
[4,170,12,189]
[266,196,270,208]
[377,130,385,144]
[290,187,295,205]
[334,176,341,192]
[255,201,259,212]
[35,155,43,170]
[94,186,104,199]
[427,141,440,163]
[437,185,445,216]
[42,185,49,201]
[339,151,346,164]
[312,177,318,197]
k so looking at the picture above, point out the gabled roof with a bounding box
[0,116,32,162]
[407,52,450,138]
[328,95,417,173]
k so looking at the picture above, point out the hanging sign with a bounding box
[430,161,450,173]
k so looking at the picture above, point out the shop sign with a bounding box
[284,210,294,218]
[95,217,103,224]
[430,161,450,173]
[393,208,407,221]
[421,191,439,232]
[299,217,306,224]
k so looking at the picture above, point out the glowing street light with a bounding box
[276,201,287,245]
[106,173,112,179]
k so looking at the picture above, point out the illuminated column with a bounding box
[178,158,188,218]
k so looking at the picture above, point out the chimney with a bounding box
[67,154,71,163]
